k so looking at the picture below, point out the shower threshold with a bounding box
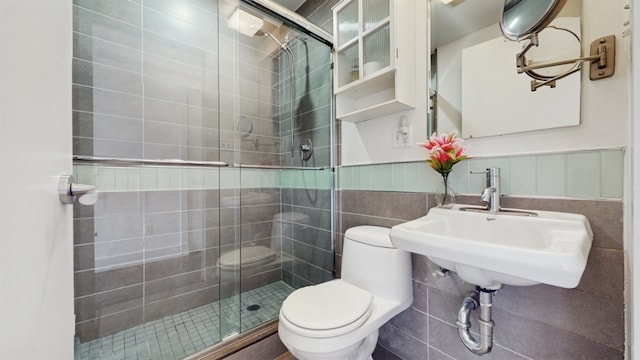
[74,281,294,360]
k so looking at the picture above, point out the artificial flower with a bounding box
[420,131,467,175]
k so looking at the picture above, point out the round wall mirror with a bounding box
[500,0,568,40]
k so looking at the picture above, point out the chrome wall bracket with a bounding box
[58,175,96,205]
[516,33,616,91]
[589,35,616,80]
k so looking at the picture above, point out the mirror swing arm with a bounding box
[516,32,616,91]
[501,0,616,91]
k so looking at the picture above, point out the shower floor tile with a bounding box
[75,281,295,360]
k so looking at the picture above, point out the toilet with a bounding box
[278,226,413,360]
[217,212,310,274]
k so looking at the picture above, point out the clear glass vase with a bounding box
[435,173,455,208]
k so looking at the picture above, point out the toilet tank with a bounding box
[341,226,412,304]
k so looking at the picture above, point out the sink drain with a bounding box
[246,304,261,311]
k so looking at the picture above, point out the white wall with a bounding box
[466,0,629,157]
[630,0,639,356]
[0,1,74,358]
[341,0,630,164]
[437,24,499,134]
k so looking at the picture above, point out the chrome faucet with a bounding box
[471,168,501,212]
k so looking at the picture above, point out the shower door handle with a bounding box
[58,175,96,205]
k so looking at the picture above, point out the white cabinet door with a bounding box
[0,0,74,358]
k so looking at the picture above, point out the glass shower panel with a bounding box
[229,4,335,332]
[218,0,243,340]
[272,27,335,288]
[218,167,242,339]
[237,169,287,331]
[72,0,229,357]
[229,2,334,330]
[285,35,333,167]
[280,169,334,287]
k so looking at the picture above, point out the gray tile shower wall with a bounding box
[281,188,334,288]
[73,188,282,342]
[337,190,624,360]
[297,0,340,34]
[276,36,333,167]
[73,0,282,163]
[291,0,338,168]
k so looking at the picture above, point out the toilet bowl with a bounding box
[278,226,413,360]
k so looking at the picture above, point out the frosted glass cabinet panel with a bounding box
[333,0,415,122]
[363,0,389,31]
[337,0,359,47]
[363,23,390,76]
[338,43,360,87]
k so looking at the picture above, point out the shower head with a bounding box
[227,8,292,54]
[261,31,292,53]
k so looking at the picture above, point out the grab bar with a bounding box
[232,163,329,171]
[73,156,329,171]
[73,156,229,168]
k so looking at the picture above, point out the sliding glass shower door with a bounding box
[72,0,333,358]
[217,0,335,340]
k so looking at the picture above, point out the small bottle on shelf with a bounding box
[351,60,359,81]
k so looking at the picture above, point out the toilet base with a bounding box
[281,329,378,360]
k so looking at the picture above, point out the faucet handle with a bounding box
[471,168,501,187]
[470,167,500,176]
[470,169,492,188]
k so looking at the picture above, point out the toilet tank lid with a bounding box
[344,226,393,248]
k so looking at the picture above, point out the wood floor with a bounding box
[273,351,296,360]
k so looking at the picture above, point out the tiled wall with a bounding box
[72,178,333,342]
[335,150,624,359]
[336,190,624,359]
[73,187,284,342]
[339,148,624,199]
[73,0,222,160]
[277,38,333,167]
[281,189,334,288]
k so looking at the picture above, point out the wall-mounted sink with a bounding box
[389,205,593,289]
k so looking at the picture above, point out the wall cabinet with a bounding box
[333,0,415,122]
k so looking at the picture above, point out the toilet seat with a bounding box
[281,280,374,338]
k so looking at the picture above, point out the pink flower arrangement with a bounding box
[420,131,467,175]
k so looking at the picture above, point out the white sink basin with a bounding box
[389,204,593,289]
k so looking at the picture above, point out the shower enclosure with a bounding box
[71,0,334,358]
